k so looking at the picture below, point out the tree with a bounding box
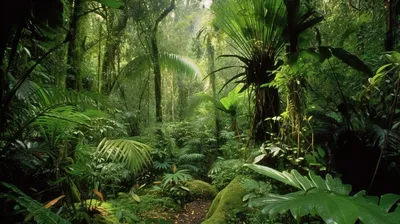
[212,0,288,143]
[151,0,175,123]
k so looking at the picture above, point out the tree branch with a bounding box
[152,0,175,33]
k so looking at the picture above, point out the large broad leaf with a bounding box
[93,0,124,9]
[250,190,400,224]
[245,164,351,194]
[244,164,400,223]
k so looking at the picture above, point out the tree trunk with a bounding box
[253,86,280,143]
[151,0,175,123]
[102,10,128,94]
[385,0,395,51]
[66,0,86,91]
[207,35,221,147]
[285,0,302,154]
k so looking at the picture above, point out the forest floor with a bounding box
[174,199,212,224]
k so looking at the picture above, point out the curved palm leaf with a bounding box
[186,93,227,116]
[8,87,99,141]
[95,138,152,174]
[159,52,203,79]
[111,52,203,92]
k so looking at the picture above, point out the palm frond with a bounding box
[8,87,98,141]
[212,0,287,59]
[186,93,227,116]
[159,52,203,79]
[95,138,152,174]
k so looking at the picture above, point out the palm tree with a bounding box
[212,0,288,142]
[212,0,329,143]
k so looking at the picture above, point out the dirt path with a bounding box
[174,200,212,224]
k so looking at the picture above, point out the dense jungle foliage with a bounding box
[1,0,400,223]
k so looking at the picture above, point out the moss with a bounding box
[186,180,217,200]
[202,176,247,224]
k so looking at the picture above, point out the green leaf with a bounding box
[379,194,400,212]
[328,47,373,75]
[244,165,400,224]
[93,0,124,9]
[244,164,302,190]
[96,138,152,174]
[305,47,373,75]
[131,194,140,203]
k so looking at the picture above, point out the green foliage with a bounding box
[305,46,373,75]
[161,169,193,187]
[113,52,202,93]
[244,164,400,224]
[1,182,70,224]
[188,85,245,115]
[94,0,124,9]
[208,159,244,189]
[95,138,152,174]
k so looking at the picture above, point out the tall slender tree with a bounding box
[151,0,175,123]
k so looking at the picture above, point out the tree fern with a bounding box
[95,138,152,174]
[1,182,70,224]
[244,164,400,224]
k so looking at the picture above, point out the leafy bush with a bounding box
[208,158,244,189]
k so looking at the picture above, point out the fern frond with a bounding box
[162,169,193,187]
[179,164,200,173]
[153,161,173,171]
[179,153,204,162]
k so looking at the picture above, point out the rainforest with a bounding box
[1,0,400,223]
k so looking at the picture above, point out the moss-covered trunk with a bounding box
[66,0,87,91]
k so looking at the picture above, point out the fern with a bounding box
[153,161,173,171]
[179,164,200,173]
[95,138,152,174]
[179,152,204,162]
[1,182,71,224]
[244,164,400,224]
[162,170,193,187]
